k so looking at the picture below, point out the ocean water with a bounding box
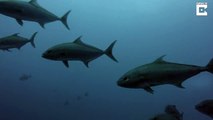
[0,0,212,120]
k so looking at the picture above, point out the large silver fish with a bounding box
[0,32,37,51]
[117,55,213,94]
[42,36,118,68]
[0,0,71,29]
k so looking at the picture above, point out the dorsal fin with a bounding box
[29,0,40,7]
[73,36,84,45]
[12,33,19,36]
[153,55,167,63]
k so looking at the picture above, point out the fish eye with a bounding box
[47,50,52,54]
[123,77,129,82]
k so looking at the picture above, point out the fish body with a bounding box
[117,55,213,93]
[19,74,32,81]
[0,32,37,51]
[42,36,117,68]
[0,0,70,29]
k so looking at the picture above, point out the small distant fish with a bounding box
[150,114,178,120]
[84,92,89,97]
[0,0,71,30]
[42,36,118,68]
[195,99,213,119]
[77,96,82,101]
[150,105,183,120]
[64,100,69,106]
[19,74,32,81]
[0,32,37,51]
[117,55,213,94]
[164,105,183,120]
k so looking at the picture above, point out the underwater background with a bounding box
[0,0,212,120]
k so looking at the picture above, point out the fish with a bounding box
[195,99,213,119]
[84,92,89,97]
[117,55,213,94]
[42,36,118,68]
[64,100,69,106]
[150,114,179,120]
[164,105,183,120]
[0,0,71,30]
[19,74,32,81]
[150,105,183,120]
[0,32,37,51]
[77,96,82,101]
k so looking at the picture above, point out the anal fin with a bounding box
[16,19,23,26]
[62,60,69,68]
[38,22,45,29]
[83,60,90,68]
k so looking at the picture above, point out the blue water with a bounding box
[0,0,212,120]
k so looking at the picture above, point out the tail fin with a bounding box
[207,58,213,74]
[61,10,71,30]
[30,32,38,48]
[104,40,118,62]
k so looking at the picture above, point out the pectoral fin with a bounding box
[174,82,185,89]
[144,86,154,94]
[17,47,21,50]
[62,61,69,68]
[16,19,23,26]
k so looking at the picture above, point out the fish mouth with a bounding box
[42,53,50,59]
[195,104,202,112]
[117,80,123,87]
[41,53,46,58]
[117,76,130,88]
[41,53,59,61]
[117,79,129,88]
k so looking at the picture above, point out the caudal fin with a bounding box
[104,40,118,62]
[207,58,213,74]
[30,32,38,48]
[61,10,71,30]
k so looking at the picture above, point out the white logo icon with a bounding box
[196,2,208,16]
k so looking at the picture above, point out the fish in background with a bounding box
[42,36,118,68]
[195,99,213,119]
[0,32,37,51]
[149,105,183,120]
[19,74,32,81]
[64,100,69,106]
[63,92,89,105]
[77,92,89,101]
[0,0,71,30]
[84,92,89,97]
[117,55,213,94]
